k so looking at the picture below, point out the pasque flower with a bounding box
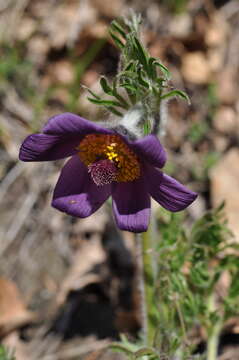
[19,113,197,232]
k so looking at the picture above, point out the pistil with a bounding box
[88,159,117,186]
[78,134,140,184]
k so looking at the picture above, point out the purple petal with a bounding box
[19,133,81,162]
[52,155,111,217]
[19,113,113,162]
[43,112,112,136]
[130,135,166,168]
[112,178,151,233]
[147,167,197,212]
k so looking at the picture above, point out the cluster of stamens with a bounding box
[77,134,140,186]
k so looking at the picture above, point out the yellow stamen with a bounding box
[77,134,140,183]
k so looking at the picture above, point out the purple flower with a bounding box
[19,113,197,232]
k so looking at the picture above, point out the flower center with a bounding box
[77,134,140,185]
[88,159,117,186]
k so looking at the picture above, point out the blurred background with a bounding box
[0,0,239,359]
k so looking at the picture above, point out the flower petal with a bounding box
[147,167,197,212]
[19,133,81,161]
[19,113,113,162]
[112,178,150,232]
[130,135,166,168]
[43,112,112,136]
[52,155,111,217]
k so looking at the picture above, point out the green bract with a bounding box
[86,13,189,135]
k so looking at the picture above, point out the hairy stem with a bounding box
[206,293,222,360]
[140,224,156,346]
[135,236,147,340]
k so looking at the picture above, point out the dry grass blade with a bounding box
[40,339,109,360]
[0,0,31,42]
[0,162,25,202]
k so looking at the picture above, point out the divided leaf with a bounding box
[111,20,127,39]
[160,90,190,103]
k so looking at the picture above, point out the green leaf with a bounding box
[99,78,129,109]
[87,98,124,108]
[82,86,100,100]
[153,60,171,79]
[155,78,165,87]
[144,120,151,135]
[133,36,148,68]
[107,107,123,116]
[148,57,157,79]
[138,68,149,88]
[119,69,138,80]
[112,81,129,108]
[229,274,239,298]
[111,20,127,39]
[190,263,211,289]
[215,201,225,214]
[109,30,125,49]
[119,82,137,93]
[124,60,137,72]
[160,89,190,103]
[100,77,113,95]
[119,82,137,105]
[110,343,134,357]
[87,98,123,116]
[134,347,159,358]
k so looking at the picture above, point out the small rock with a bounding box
[182,52,211,84]
[210,149,239,241]
[50,60,75,85]
[86,21,108,39]
[51,88,71,105]
[235,102,239,133]
[42,2,97,48]
[17,18,36,41]
[217,69,239,105]
[169,14,192,38]
[82,69,101,87]
[27,36,50,65]
[0,277,35,336]
[205,15,228,47]
[213,106,237,134]
[91,0,123,17]
[212,135,228,152]
[207,48,225,72]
